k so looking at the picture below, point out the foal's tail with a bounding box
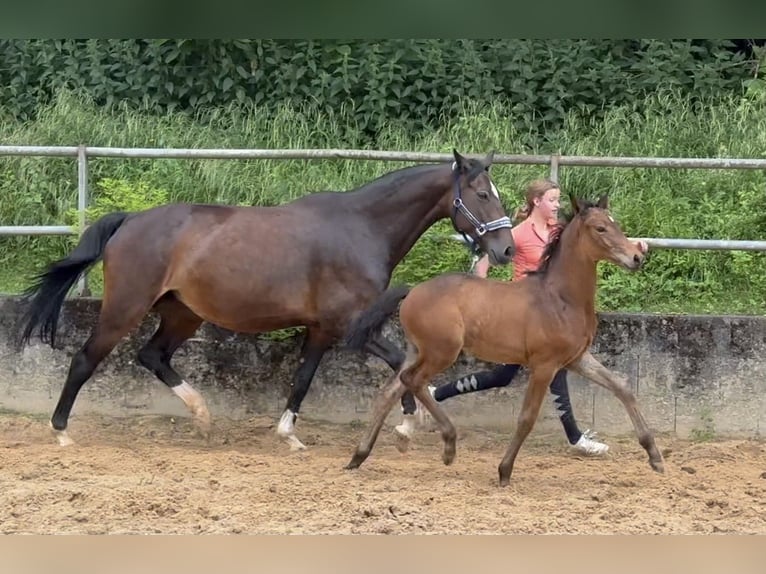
[344,285,411,351]
[16,211,131,350]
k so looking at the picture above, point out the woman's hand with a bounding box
[473,254,490,278]
[636,240,649,254]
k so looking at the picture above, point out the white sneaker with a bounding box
[573,429,609,456]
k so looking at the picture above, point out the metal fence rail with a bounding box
[2,145,766,253]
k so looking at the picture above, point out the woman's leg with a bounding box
[396,364,521,437]
[550,369,609,455]
[433,363,522,401]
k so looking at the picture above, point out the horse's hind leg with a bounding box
[50,295,154,446]
[137,294,207,439]
[277,327,334,451]
[568,351,664,473]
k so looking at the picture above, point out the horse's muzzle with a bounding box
[489,245,514,266]
[623,252,645,270]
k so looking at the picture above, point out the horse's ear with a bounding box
[597,194,609,210]
[483,150,495,171]
[569,192,582,214]
[452,149,466,172]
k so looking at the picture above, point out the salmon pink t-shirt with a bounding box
[511,218,561,281]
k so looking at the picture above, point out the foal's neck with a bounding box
[546,222,598,314]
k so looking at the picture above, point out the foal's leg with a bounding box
[362,333,417,412]
[568,351,664,473]
[277,327,334,451]
[50,294,155,446]
[497,365,558,486]
[345,370,409,470]
[362,334,420,439]
[409,380,458,465]
[137,295,208,438]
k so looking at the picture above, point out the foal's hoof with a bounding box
[442,445,456,466]
[650,458,665,474]
[345,451,367,470]
[498,464,512,487]
[394,430,411,454]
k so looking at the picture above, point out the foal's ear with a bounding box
[569,192,584,214]
[482,150,495,171]
[597,194,609,210]
[452,149,467,172]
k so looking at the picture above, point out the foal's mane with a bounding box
[527,197,600,277]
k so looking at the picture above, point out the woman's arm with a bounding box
[473,254,490,278]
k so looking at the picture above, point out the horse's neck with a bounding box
[546,223,598,315]
[353,168,451,270]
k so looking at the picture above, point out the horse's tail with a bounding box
[16,211,131,350]
[344,284,411,351]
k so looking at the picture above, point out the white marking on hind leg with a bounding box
[173,381,211,438]
[277,409,307,451]
[394,413,416,453]
[49,422,75,447]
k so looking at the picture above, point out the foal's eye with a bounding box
[596,226,607,233]
[477,190,490,201]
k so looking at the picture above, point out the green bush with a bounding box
[0,39,754,146]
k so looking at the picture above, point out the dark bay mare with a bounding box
[343,193,665,486]
[16,150,514,450]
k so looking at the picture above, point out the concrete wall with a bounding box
[1,295,765,439]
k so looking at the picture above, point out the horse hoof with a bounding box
[650,459,665,473]
[194,425,211,441]
[498,477,510,488]
[442,448,456,466]
[52,429,75,447]
[193,416,212,442]
[284,435,307,451]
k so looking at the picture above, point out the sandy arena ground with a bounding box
[1,411,765,534]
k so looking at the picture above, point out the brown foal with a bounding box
[344,193,664,486]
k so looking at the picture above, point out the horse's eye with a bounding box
[596,226,607,233]
[477,190,490,201]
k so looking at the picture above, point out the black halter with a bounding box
[451,163,512,255]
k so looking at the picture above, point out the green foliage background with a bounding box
[1,39,765,316]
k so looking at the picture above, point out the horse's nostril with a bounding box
[634,254,643,264]
[504,246,514,257]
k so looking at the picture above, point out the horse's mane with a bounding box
[293,157,488,209]
[526,197,599,277]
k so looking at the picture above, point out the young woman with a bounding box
[396,178,649,456]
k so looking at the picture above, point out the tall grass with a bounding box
[2,90,766,314]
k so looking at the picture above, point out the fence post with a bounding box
[75,145,91,297]
[549,153,560,184]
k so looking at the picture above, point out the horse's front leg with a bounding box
[277,328,333,451]
[568,351,664,473]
